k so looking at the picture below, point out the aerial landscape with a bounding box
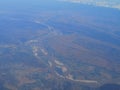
[0,0,120,90]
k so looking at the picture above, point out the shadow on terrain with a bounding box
[98,84,120,90]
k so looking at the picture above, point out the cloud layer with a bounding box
[59,0,120,10]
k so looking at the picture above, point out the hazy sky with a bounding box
[0,0,120,13]
[0,0,60,12]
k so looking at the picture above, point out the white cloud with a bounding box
[58,0,120,10]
